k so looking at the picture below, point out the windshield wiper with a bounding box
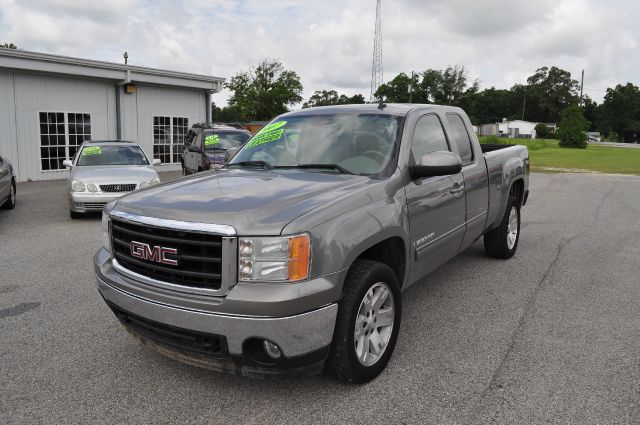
[284,163,354,175]
[227,160,273,170]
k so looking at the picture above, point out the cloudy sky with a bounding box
[1,0,638,105]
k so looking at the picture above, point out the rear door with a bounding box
[406,113,466,282]
[445,113,489,250]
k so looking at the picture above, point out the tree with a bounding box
[523,66,580,123]
[557,106,590,148]
[1,42,17,49]
[374,66,478,107]
[225,59,303,121]
[211,103,242,123]
[302,90,365,108]
[596,83,640,143]
[534,123,550,139]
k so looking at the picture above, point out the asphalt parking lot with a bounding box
[1,172,639,424]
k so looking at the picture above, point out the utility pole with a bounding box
[408,71,414,103]
[521,91,526,120]
[123,51,128,65]
[579,69,584,106]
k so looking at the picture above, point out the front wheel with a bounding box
[327,259,402,384]
[2,181,15,209]
[484,196,520,259]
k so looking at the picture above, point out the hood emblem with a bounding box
[130,241,178,266]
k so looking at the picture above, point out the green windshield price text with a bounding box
[82,146,101,156]
[204,135,221,146]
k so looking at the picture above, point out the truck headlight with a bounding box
[238,234,310,282]
[71,179,86,192]
[101,210,111,252]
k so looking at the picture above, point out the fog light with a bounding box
[263,340,281,359]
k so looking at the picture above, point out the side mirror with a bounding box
[62,159,73,168]
[152,158,161,165]
[188,145,201,153]
[409,151,462,179]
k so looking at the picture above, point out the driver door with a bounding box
[185,129,202,174]
[405,114,466,283]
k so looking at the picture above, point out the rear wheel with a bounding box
[484,195,520,259]
[2,181,16,209]
[327,259,401,384]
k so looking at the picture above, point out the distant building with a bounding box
[478,119,557,139]
[0,48,224,181]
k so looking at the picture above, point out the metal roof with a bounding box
[0,48,224,92]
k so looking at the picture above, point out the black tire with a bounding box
[327,259,402,384]
[70,210,84,219]
[484,195,520,259]
[1,181,16,210]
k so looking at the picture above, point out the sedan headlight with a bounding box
[101,210,111,252]
[71,179,86,192]
[138,182,149,189]
[149,176,161,186]
[238,234,310,282]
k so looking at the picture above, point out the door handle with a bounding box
[450,183,464,197]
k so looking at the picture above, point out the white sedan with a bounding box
[63,141,161,218]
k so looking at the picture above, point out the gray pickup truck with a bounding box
[94,104,529,384]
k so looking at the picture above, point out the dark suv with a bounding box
[181,123,252,175]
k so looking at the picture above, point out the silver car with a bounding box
[63,141,161,218]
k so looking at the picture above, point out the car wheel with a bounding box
[2,181,16,209]
[70,209,84,219]
[484,195,520,259]
[327,259,401,384]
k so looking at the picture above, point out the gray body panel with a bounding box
[95,104,529,361]
[0,156,13,204]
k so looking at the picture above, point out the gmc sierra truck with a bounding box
[94,104,529,384]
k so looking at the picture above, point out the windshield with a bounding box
[76,145,149,166]
[203,131,251,150]
[228,114,403,175]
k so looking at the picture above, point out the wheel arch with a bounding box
[346,235,408,289]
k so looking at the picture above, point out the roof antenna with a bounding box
[377,97,387,110]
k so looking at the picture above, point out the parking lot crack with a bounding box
[481,182,616,399]
[0,302,41,319]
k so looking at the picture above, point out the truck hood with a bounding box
[71,165,157,185]
[112,168,372,235]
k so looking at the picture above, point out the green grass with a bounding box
[479,136,640,175]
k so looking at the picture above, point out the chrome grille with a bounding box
[111,218,226,291]
[100,184,136,192]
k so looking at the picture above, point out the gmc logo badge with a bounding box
[130,241,178,266]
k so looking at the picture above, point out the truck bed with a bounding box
[480,143,517,153]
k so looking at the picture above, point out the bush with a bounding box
[557,106,590,148]
[534,123,550,139]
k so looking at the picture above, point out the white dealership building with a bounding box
[0,48,224,181]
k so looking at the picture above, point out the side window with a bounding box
[410,114,449,164]
[446,114,474,163]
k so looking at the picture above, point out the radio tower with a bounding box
[370,0,383,101]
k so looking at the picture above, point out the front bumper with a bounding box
[95,249,342,376]
[70,192,128,212]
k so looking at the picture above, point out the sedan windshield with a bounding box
[76,145,149,166]
[203,131,251,151]
[228,114,403,175]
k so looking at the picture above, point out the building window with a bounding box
[172,117,189,163]
[68,113,91,159]
[153,116,189,164]
[39,112,92,171]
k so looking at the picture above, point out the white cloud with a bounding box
[0,0,638,105]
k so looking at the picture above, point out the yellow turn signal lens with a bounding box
[288,234,310,281]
